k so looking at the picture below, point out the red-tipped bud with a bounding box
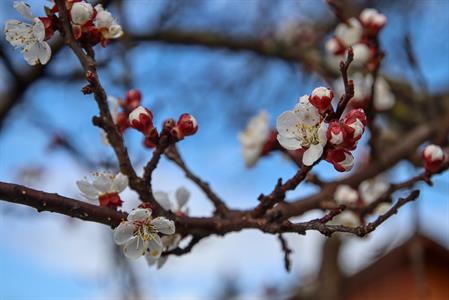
[423,144,445,172]
[326,149,354,172]
[359,8,387,35]
[98,192,123,209]
[310,87,334,113]
[342,109,367,141]
[177,113,198,136]
[327,121,345,146]
[128,106,153,133]
[125,89,141,111]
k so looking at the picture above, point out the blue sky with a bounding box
[1,0,448,299]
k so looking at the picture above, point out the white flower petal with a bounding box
[127,208,152,221]
[92,173,112,193]
[23,41,49,65]
[276,111,299,138]
[145,252,158,265]
[113,222,135,245]
[162,234,181,251]
[318,122,328,145]
[302,144,323,166]
[123,236,148,259]
[76,180,98,196]
[154,192,172,211]
[32,18,45,42]
[14,1,33,19]
[148,233,163,257]
[242,147,261,167]
[277,134,302,151]
[175,187,190,209]
[151,217,175,235]
[112,173,128,193]
[156,256,168,269]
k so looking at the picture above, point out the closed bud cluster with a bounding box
[422,144,445,173]
[325,8,387,68]
[324,109,367,172]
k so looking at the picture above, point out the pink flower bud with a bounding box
[359,8,387,34]
[342,109,367,141]
[310,87,334,113]
[177,113,198,136]
[128,106,153,133]
[423,144,445,172]
[326,149,354,172]
[327,121,345,146]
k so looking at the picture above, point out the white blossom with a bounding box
[335,18,363,47]
[76,171,128,201]
[329,211,360,227]
[113,208,175,259]
[154,186,190,213]
[238,110,270,167]
[359,176,389,204]
[352,43,371,65]
[4,1,51,65]
[277,96,328,166]
[93,4,123,39]
[334,185,358,205]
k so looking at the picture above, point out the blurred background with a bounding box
[0,0,448,299]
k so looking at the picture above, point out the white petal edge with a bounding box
[123,237,148,259]
[276,111,299,138]
[302,144,324,166]
[154,192,172,211]
[112,173,128,193]
[14,1,33,19]
[151,217,176,235]
[175,187,190,209]
[127,208,151,221]
[277,134,302,151]
[113,222,135,245]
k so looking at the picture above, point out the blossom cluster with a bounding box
[276,87,367,171]
[4,1,122,65]
[109,89,198,148]
[326,8,386,67]
[332,176,390,227]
